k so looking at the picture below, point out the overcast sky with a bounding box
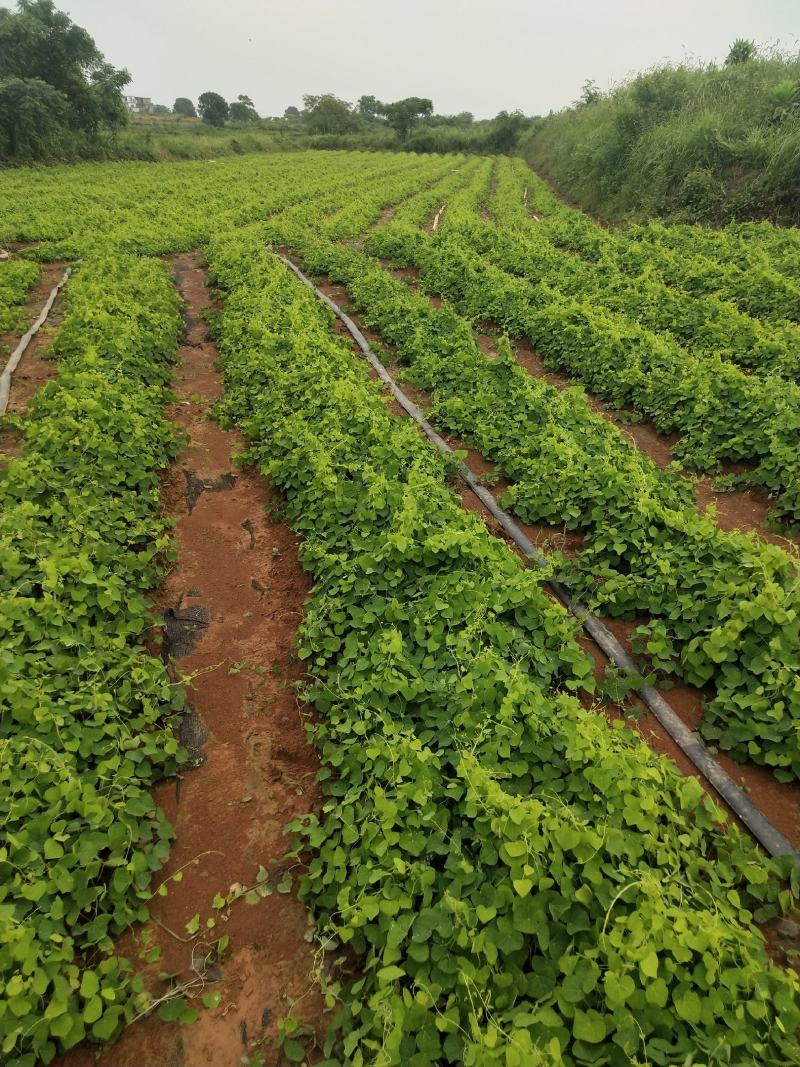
[61,0,799,119]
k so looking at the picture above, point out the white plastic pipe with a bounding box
[0,265,72,416]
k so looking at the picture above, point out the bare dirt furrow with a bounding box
[57,252,322,1067]
[0,261,68,457]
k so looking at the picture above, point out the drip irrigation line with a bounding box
[0,264,73,416]
[275,249,800,864]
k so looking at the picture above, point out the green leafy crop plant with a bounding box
[505,162,800,328]
[0,151,449,261]
[258,154,466,247]
[3,146,800,1064]
[722,220,800,280]
[206,229,800,1067]
[366,200,800,530]
[0,149,486,1065]
[368,156,488,234]
[619,219,800,284]
[0,258,41,333]
[475,159,800,382]
[0,256,187,1065]
[611,225,800,325]
[287,233,800,782]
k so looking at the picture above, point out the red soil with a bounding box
[56,254,323,1067]
[0,261,67,457]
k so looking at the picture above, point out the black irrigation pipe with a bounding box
[275,249,800,864]
[0,264,73,416]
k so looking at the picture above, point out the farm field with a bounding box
[3,148,800,1067]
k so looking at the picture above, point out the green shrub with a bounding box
[523,46,800,223]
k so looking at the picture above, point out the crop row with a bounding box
[438,155,496,226]
[725,220,800,280]
[630,219,800,288]
[0,154,454,1065]
[476,161,800,381]
[520,165,800,326]
[369,202,800,530]
[288,230,800,782]
[0,258,41,333]
[363,156,494,263]
[206,228,800,1067]
[1,152,330,258]
[0,257,185,1065]
[612,227,800,325]
[1,152,443,260]
[260,154,465,246]
[376,155,486,231]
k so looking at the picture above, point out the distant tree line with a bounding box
[276,93,531,153]
[174,90,437,141]
[169,88,532,154]
[128,93,260,123]
[297,93,433,140]
[0,0,535,162]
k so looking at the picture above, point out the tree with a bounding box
[284,105,300,119]
[198,91,228,126]
[152,103,170,115]
[87,60,128,130]
[173,96,196,118]
[357,94,384,121]
[577,79,601,106]
[726,38,757,66]
[229,93,258,122]
[382,97,433,141]
[426,112,472,127]
[302,93,356,134]
[0,0,130,153]
[485,110,528,153]
[0,75,67,156]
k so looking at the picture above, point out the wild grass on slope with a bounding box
[523,47,800,224]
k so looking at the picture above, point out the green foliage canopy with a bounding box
[357,93,384,121]
[0,75,67,155]
[172,96,196,117]
[383,95,433,140]
[0,0,129,158]
[484,109,528,152]
[197,90,229,126]
[726,37,758,66]
[229,93,258,122]
[302,92,357,134]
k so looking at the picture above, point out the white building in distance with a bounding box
[124,96,153,114]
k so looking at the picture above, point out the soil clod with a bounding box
[162,602,210,661]
[242,517,256,548]
[183,467,238,513]
[178,707,210,767]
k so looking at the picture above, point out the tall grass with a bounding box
[522,48,800,224]
[0,111,525,167]
[115,124,282,160]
